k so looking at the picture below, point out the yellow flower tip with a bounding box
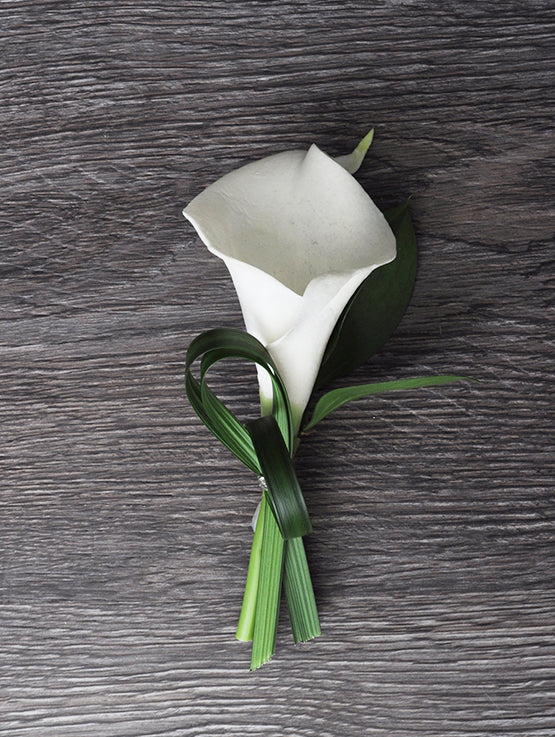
[357,127,375,156]
[335,128,374,174]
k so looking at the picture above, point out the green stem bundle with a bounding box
[236,491,320,670]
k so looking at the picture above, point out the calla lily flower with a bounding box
[183,133,396,433]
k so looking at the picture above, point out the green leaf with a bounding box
[237,496,320,655]
[236,498,266,643]
[250,502,284,671]
[315,200,417,389]
[303,375,468,433]
[185,328,293,471]
[185,327,320,666]
[248,416,312,540]
[284,537,321,643]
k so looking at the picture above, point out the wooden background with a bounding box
[1,2,553,735]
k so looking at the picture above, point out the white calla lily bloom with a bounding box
[183,134,396,433]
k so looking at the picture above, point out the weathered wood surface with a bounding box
[1,2,554,735]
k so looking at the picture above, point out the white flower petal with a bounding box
[183,139,396,433]
[263,268,382,432]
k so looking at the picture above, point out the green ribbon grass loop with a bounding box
[185,328,294,471]
[185,327,312,541]
[185,326,320,667]
[248,415,312,540]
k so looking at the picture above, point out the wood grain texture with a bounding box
[1,1,554,735]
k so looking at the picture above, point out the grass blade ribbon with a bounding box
[185,328,320,669]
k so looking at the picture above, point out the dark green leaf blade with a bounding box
[303,375,468,433]
[248,415,312,540]
[315,201,417,389]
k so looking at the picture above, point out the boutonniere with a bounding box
[183,131,465,670]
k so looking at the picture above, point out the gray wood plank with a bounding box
[1,1,554,735]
